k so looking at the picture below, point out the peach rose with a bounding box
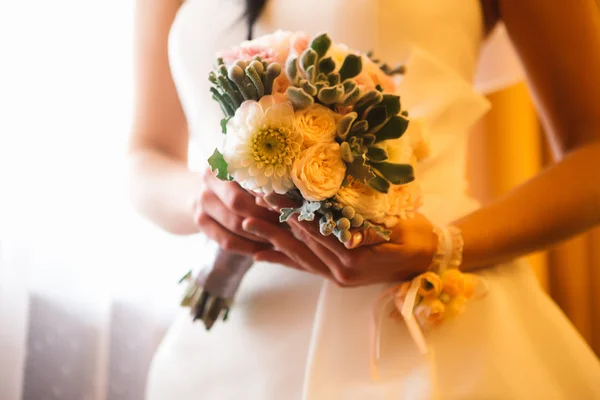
[355,56,397,93]
[382,182,424,226]
[294,104,339,147]
[291,142,346,201]
[218,30,293,66]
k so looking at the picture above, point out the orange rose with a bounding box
[462,274,479,299]
[445,295,468,319]
[417,272,443,297]
[441,269,465,296]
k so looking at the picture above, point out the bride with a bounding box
[129,0,600,398]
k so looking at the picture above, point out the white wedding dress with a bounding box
[146,1,600,399]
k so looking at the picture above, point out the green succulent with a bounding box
[336,89,415,193]
[286,33,364,110]
[366,50,407,76]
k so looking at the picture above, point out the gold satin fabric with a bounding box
[467,82,599,356]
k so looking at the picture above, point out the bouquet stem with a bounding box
[181,249,253,330]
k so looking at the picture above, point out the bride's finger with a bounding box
[255,196,271,209]
[241,217,330,276]
[201,191,271,243]
[286,218,350,260]
[345,228,389,249]
[253,250,306,272]
[205,172,279,222]
[286,219,342,267]
[263,193,301,210]
[196,213,271,255]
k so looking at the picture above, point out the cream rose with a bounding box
[335,179,423,228]
[383,182,424,226]
[334,179,389,222]
[295,104,339,147]
[292,142,346,201]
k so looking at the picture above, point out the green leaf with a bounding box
[354,90,383,117]
[301,49,318,72]
[341,86,361,106]
[327,73,340,86]
[317,85,344,105]
[349,120,368,137]
[339,54,363,81]
[305,65,316,82]
[207,149,233,181]
[374,115,410,143]
[220,118,230,134]
[336,112,358,140]
[370,162,415,185]
[286,57,298,82]
[318,57,336,74]
[363,134,376,146]
[310,33,332,58]
[346,156,376,184]
[287,86,314,109]
[340,141,354,162]
[363,221,392,241]
[380,94,401,118]
[369,175,390,193]
[279,208,297,223]
[343,80,356,93]
[365,105,388,133]
[366,146,388,162]
[302,80,318,96]
[279,200,322,222]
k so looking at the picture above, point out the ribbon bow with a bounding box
[370,270,488,381]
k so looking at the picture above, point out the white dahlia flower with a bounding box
[222,95,303,194]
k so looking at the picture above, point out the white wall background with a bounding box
[0,2,202,399]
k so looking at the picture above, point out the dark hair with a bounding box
[244,0,268,40]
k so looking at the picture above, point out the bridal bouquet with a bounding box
[181,31,429,329]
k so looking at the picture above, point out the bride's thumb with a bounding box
[345,228,387,249]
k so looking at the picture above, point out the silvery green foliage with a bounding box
[279,200,322,223]
[285,33,364,110]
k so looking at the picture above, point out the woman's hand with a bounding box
[242,194,438,287]
[193,169,280,256]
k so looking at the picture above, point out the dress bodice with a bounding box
[169,0,494,224]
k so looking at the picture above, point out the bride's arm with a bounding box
[238,1,600,286]
[455,0,600,270]
[128,0,275,253]
[128,0,197,234]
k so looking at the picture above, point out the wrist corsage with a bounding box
[371,224,488,380]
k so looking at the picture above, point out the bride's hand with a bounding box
[242,194,437,286]
[193,169,279,255]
